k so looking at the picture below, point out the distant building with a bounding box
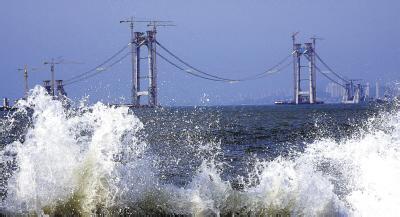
[325,82,345,99]
[365,82,370,98]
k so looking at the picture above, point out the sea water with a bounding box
[0,86,399,216]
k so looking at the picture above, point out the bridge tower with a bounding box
[121,19,173,108]
[131,30,157,107]
[292,37,317,104]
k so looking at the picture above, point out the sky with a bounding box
[0,0,399,105]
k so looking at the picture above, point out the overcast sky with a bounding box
[1,0,399,105]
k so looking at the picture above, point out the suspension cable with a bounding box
[61,41,305,86]
[156,40,293,82]
[314,52,349,83]
[241,61,293,80]
[303,54,346,88]
[64,44,129,83]
[64,52,130,86]
[155,41,239,81]
[315,65,346,88]
[240,54,292,80]
[155,51,235,82]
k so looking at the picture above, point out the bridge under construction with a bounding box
[7,19,371,108]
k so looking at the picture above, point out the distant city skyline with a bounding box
[1,0,399,105]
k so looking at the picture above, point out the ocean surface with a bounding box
[0,87,399,216]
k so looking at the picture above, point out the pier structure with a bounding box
[43,80,52,95]
[0,97,11,111]
[56,80,67,97]
[3,98,9,108]
[42,80,68,97]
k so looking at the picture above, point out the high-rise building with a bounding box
[325,82,346,98]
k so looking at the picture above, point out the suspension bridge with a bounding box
[12,19,365,108]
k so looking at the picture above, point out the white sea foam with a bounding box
[2,86,146,214]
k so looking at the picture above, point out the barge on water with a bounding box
[108,103,160,109]
[274,100,324,105]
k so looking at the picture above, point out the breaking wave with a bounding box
[0,86,399,216]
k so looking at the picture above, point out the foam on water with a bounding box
[1,86,400,216]
[1,87,146,215]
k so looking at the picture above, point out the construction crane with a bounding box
[310,36,324,51]
[17,65,40,98]
[292,32,300,46]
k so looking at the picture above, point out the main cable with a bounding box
[156,40,292,82]
[155,41,238,82]
[241,61,293,80]
[155,50,234,82]
[315,66,345,88]
[315,52,349,83]
[64,52,130,86]
[64,44,129,83]
[303,54,346,88]
[240,54,292,80]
